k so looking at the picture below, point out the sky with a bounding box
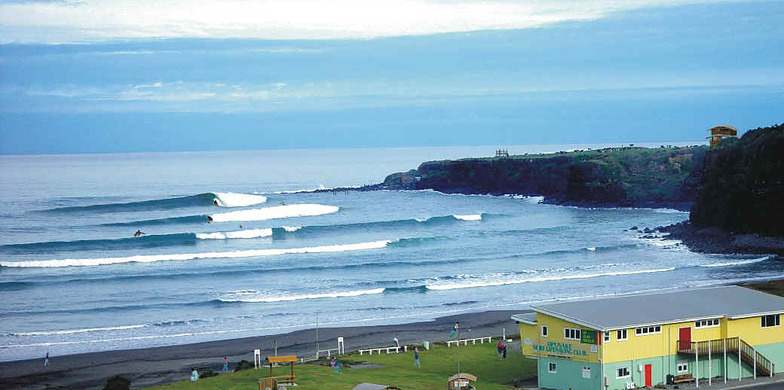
[0,0,782,154]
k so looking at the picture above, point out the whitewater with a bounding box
[1,146,781,362]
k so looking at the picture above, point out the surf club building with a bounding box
[512,286,784,390]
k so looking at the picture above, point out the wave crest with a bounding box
[210,204,339,222]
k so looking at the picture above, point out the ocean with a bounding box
[1,145,781,362]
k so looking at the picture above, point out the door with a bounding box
[645,364,652,387]
[678,327,691,351]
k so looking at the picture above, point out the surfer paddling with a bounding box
[133,230,145,237]
[206,216,213,223]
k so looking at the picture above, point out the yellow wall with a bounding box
[726,315,784,346]
[518,313,601,363]
[603,320,725,363]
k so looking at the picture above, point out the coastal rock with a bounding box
[381,146,705,209]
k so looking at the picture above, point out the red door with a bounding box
[645,364,652,387]
[679,327,691,351]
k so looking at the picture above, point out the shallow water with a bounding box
[1,145,780,362]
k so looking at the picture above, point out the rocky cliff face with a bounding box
[689,123,784,236]
[380,146,706,210]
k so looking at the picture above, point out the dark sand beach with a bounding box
[0,310,523,389]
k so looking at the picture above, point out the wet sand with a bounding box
[0,309,524,389]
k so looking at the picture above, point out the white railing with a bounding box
[447,336,493,347]
[358,346,401,355]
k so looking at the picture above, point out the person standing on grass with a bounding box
[497,340,505,360]
[414,347,420,368]
[223,357,229,372]
[332,357,342,373]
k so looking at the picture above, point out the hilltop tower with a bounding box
[707,125,738,147]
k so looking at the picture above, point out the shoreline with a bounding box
[0,309,522,389]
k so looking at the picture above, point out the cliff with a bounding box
[662,123,784,255]
[380,145,707,210]
[689,123,784,236]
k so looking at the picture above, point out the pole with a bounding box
[457,327,461,376]
[316,312,320,358]
[696,343,699,388]
[709,340,712,386]
[724,338,727,384]
[738,338,741,382]
[274,339,278,356]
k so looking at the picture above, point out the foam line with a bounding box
[210,203,339,222]
[195,228,272,240]
[220,288,385,303]
[212,192,267,207]
[0,240,391,268]
[426,268,676,291]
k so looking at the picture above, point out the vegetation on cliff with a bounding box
[382,145,706,209]
[689,123,784,236]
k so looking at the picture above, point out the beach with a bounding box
[0,309,522,389]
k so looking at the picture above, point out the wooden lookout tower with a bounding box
[707,125,738,147]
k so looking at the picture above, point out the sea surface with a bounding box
[1,144,782,362]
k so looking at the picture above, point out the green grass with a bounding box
[150,342,535,389]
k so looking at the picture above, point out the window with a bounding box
[541,325,548,337]
[549,362,557,373]
[677,361,688,373]
[616,329,628,341]
[564,327,581,341]
[617,367,630,378]
[762,314,781,328]
[635,325,662,335]
[695,318,720,328]
[604,331,611,343]
[582,366,591,379]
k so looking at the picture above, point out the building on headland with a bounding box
[512,286,783,390]
[707,125,738,147]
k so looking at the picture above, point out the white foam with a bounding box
[9,324,146,336]
[213,192,267,207]
[586,247,597,251]
[210,203,339,222]
[221,288,385,303]
[282,226,302,232]
[512,195,545,203]
[454,214,482,221]
[654,208,688,214]
[196,228,273,240]
[0,240,391,268]
[700,256,771,268]
[426,268,676,291]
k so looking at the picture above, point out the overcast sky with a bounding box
[0,0,782,154]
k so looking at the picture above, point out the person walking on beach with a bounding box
[223,357,229,372]
[414,347,420,368]
[43,351,49,367]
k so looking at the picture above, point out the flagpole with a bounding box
[457,327,460,375]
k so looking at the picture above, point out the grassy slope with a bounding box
[150,342,535,390]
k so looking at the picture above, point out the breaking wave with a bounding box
[425,267,676,291]
[0,240,391,268]
[40,192,265,214]
[210,204,339,222]
[219,288,385,303]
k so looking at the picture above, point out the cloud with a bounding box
[0,0,730,44]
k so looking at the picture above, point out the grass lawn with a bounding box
[151,342,536,389]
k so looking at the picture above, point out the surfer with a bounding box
[280,201,286,205]
[133,230,145,237]
[213,199,219,207]
[206,216,213,223]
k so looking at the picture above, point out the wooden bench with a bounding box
[673,373,695,384]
